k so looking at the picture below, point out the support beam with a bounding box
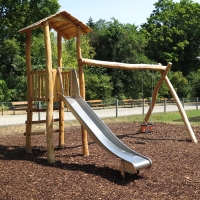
[25,30,33,153]
[57,33,65,149]
[81,58,166,71]
[140,62,172,128]
[43,21,55,163]
[164,76,198,143]
[76,26,89,156]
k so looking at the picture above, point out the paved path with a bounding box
[0,104,197,126]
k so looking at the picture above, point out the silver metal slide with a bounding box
[58,69,152,176]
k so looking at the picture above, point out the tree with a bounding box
[62,35,113,100]
[62,35,95,69]
[0,0,60,100]
[0,80,11,101]
[85,68,113,100]
[170,71,189,97]
[187,69,200,97]
[87,18,154,99]
[141,0,200,75]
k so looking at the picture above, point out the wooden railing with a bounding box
[31,69,70,102]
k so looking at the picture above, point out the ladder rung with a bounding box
[25,118,60,124]
[32,108,59,112]
[24,129,60,136]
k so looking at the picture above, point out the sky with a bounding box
[59,0,200,26]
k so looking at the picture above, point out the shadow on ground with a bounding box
[0,144,143,185]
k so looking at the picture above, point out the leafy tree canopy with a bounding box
[0,0,60,100]
[141,0,200,75]
[87,18,155,99]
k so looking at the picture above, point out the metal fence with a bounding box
[0,97,199,126]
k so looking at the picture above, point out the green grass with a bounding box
[63,110,200,127]
[103,110,200,126]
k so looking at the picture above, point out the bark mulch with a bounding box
[0,122,200,199]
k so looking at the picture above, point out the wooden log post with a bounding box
[81,59,166,71]
[25,30,33,153]
[164,76,198,143]
[76,26,89,156]
[138,62,172,132]
[57,33,65,148]
[43,21,55,163]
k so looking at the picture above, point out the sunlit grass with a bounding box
[103,110,200,126]
[64,110,200,127]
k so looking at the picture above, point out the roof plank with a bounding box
[19,11,92,39]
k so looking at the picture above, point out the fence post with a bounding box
[182,98,184,108]
[38,101,41,121]
[164,98,166,113]
[1,105,3,116]
[142,98,145,116]
[116,99,118,117]
[196,97,198,110]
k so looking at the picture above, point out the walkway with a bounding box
[0,103,197,126]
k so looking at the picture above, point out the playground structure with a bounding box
[19,11,197,175]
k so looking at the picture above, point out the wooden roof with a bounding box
[19,11,92,39]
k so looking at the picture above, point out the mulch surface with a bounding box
[0,122,200,199]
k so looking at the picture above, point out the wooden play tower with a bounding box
[19,11,197,164]
[19,11,92,163]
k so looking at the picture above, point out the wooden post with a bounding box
[57,33,65,148]
[43,21,55,163]
[25,30,33,153]
[76,26,89,156]
[164,76,198,143]
[138,62,172,132]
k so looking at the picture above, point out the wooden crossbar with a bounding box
[25,118,60,124]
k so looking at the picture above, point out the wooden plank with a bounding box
[52,69,58,102]
[38,70,43,101]
[12,101,29,105]
[41,70,45,101]
[32,71,35,100]
[36,71,40,100]
[49,22,70,40]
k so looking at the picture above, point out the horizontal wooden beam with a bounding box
[25,118,60,124]
[32,108,59,112]
[24,129,59,136]
[81,58,166,71]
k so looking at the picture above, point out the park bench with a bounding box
[169,98,175,104]
[122,99,143,107]
[160,98,175,105]
[12,101,36,114]
[87,100,105,108]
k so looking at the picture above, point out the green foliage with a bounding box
[31,34,46,69]
[0,0,60,100]
[0,80,11,101]
[85,68,113,100]
[170,71,189,97]
[187,69,200,97]
[141,0,200,75]
[62,35,95,69]
[87,18,154,99]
